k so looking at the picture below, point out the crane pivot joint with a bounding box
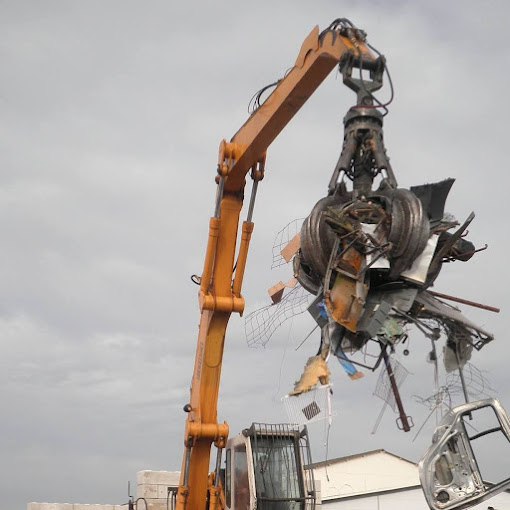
[218,140,244,178]
[185,421,229,446]
[199,291,245,314]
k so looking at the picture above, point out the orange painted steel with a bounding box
[223,26,372,193]
[176,25,375,510]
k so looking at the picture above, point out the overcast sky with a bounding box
[2,1,510,509]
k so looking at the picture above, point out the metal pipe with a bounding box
[246,179,259,223]
[214,177,225,219]
[428,290,500,313]
[214,447,223,487]
[182,446,192,487]
[457,360,470,405]
[381,347,411,432]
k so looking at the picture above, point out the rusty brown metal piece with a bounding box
[428,290,500,314]
[325,239,367,332]
[325,273,364,332]
[381,347,412,432]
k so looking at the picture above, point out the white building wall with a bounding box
[314,451,419,500]
[323,487,510,510]
[323,488,427,510]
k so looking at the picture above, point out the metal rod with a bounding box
[412,402,444,443]
[213,177,225,218]
[337,347,384,371]
[213,447,222,487]
[381,347,411,432]
[295,324,319,351]
[182,446,192,486]
[458,363,470,405]
[453,343,473,419]
[324,236,340,296]
[371,402,387,434]
[246,179,259,222]
[428,290,500,313]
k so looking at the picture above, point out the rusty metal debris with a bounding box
[287,90,496,425]
[244,51,498,434]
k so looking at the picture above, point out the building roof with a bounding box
[312,449,420,500]
[312,449,417,469]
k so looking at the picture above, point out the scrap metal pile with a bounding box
[246,52,496,431]
[291,108,495,430]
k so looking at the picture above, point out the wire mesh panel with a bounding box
[244,285,313,348]
[445,362,495,399]
[249,423,315,510]
[414,387,453,412]
[373,357,409,411]
[282,384,332,426]
[415,362,495,410]
[272,219,304,269]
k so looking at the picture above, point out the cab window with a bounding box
[234,443,250,510]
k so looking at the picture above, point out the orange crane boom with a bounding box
[176,23,376,510]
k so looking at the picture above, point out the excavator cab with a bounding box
[419,398,510,510]
[224,423,316,510]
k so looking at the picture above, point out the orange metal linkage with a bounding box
[176,24,374,510]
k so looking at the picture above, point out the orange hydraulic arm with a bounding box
[176,22,376,510]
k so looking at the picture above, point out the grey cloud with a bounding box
[2,1,510,509]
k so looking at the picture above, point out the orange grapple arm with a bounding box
[176,23,375,510]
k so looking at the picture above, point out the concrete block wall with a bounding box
[136,471,180,510]
[28,504,125,510]
[315,478,321,510]
[27,471,180,510]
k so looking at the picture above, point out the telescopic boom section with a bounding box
[176,25,375,510]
